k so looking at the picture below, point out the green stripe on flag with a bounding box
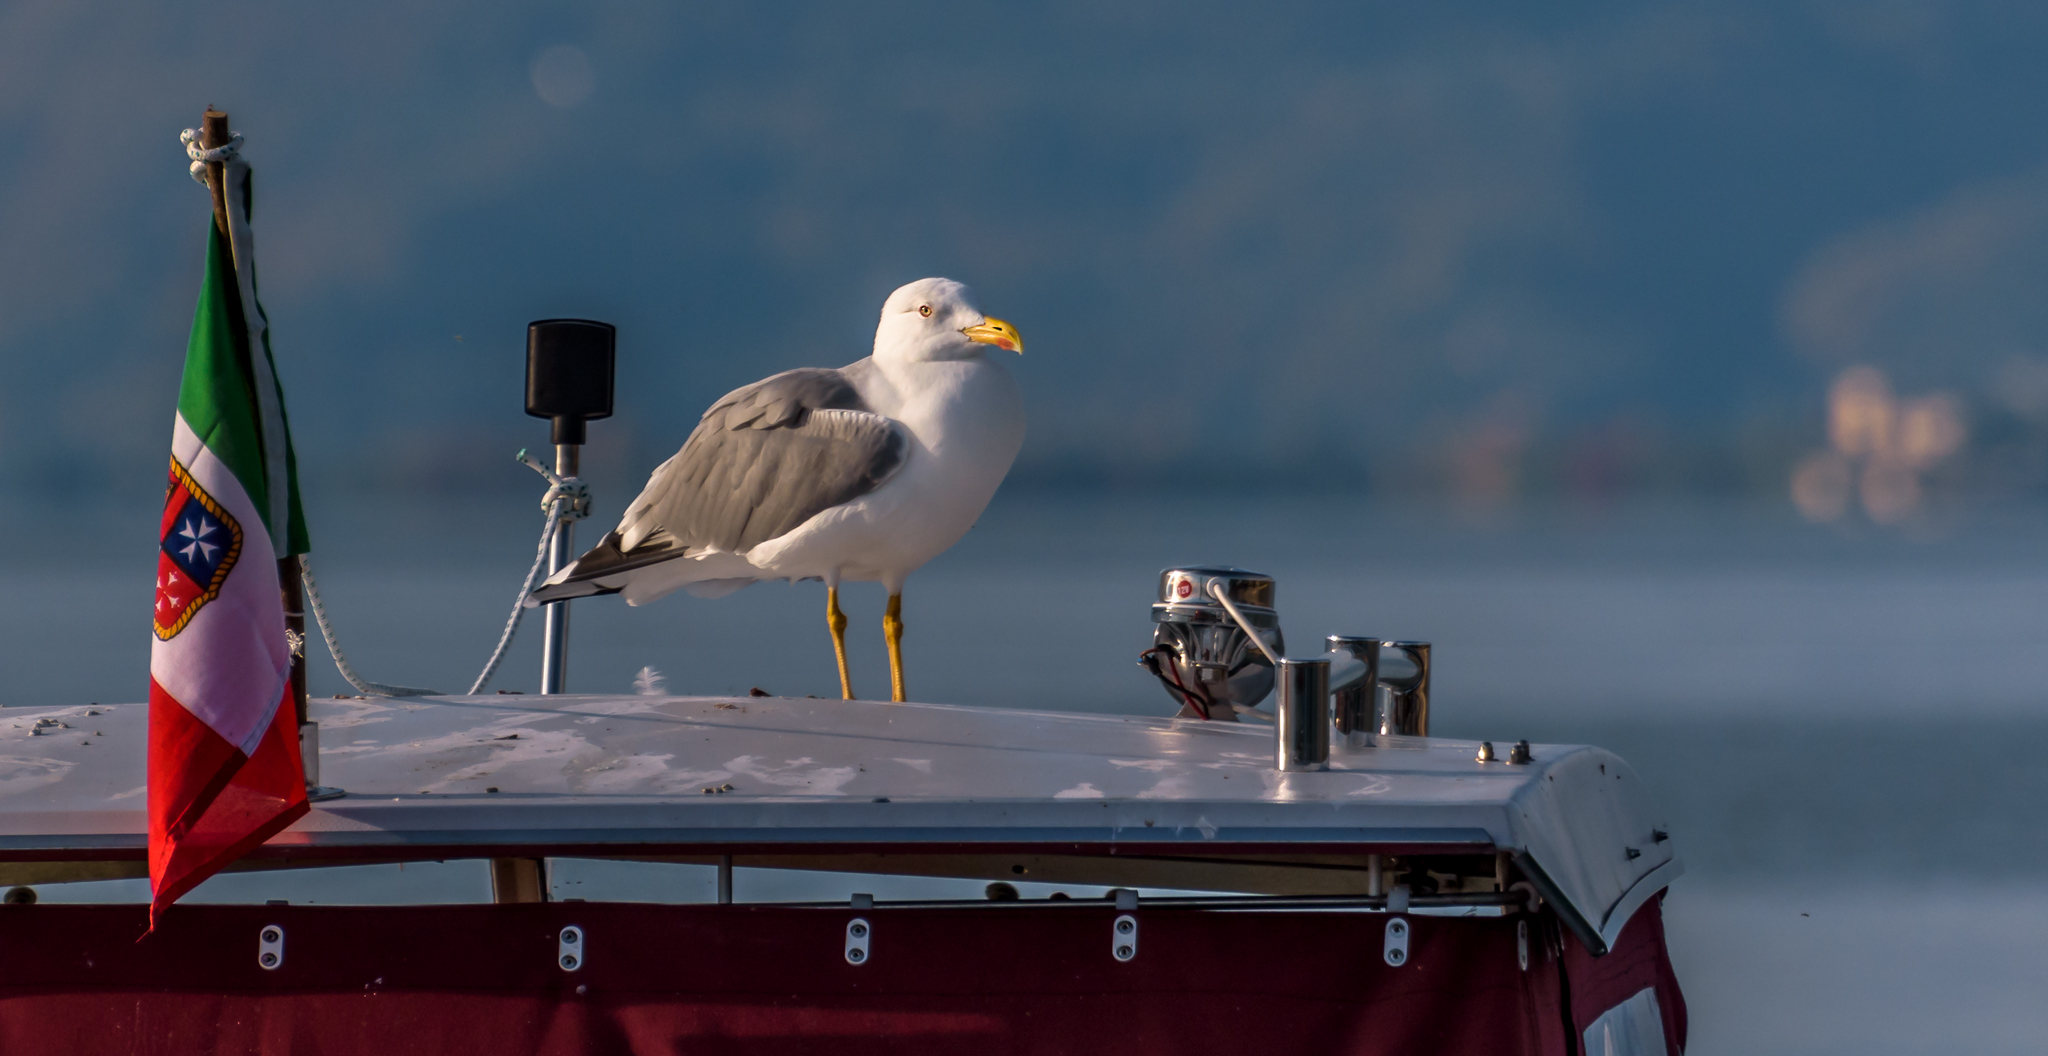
[178,219,308,555]
[179,222,269,529]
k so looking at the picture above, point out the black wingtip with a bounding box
[522,529,689,607]
[525,580,622,607]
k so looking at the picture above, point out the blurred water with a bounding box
[7,492,2048,1053]
[1665,883,2048,1056]
[19,491,2048,716]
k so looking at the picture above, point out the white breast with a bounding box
[744,356,1024,588]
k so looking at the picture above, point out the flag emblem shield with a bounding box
[154,455,244,641]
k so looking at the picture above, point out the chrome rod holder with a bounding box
[1326,636,1380,749]
[1201,579,1371,771]
[1377,640,1431,737]
[1274,656,1331,771]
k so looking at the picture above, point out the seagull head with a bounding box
[874,278,1024,364]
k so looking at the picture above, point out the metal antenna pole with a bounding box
[540,443,578,695]
[523,317,615,697]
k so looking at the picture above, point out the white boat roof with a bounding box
[1,694,1679,950]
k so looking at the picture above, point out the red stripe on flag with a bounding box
[147,678,308,930]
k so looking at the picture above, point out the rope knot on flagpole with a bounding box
[180,127,244,183]
[520,450,591,521]
[542,479,591,521]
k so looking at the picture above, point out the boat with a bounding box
[0,566,1685,1054]
[0,111,1685,1055]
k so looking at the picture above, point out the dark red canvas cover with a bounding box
[1560,895,1688,1055]
[0,899,1680,1055]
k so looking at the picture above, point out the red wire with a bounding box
[1148,647,1212,721]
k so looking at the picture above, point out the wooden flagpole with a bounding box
[198,108,311,730]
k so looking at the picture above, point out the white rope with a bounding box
[466,450,589,695]
[525,448,591,522]
[466,500,563,695]
[180,127,244,184]
[300,554,441,697]
[291,450,589,698]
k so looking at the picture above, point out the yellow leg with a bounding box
[828,586,854,700]
[884,593,906,703]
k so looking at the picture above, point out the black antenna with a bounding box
[524,318,615,695]
[525,319,616,445]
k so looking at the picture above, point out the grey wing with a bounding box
[618,367,909,554]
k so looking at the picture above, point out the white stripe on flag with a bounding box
[152,412,291,755]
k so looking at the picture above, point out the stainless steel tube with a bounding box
[1326,636,1380,749]
[1378,640,1430,737]
[1274,657,1331,771]
[540,443,578,695]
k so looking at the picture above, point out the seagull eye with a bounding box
[918,304,933,318]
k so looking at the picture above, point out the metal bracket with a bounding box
[845,918,871,965]
[297,721,346,802]
[1113,914,1138,962]
[558,925,584,971]
[257,925,284,971]
[1517,920,1530,972]
[1383,916,1409,967]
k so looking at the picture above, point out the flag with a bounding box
[148,145,311,926]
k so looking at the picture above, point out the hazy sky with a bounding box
[5,0,2047,506]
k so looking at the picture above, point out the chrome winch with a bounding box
[1139,566,1433,770]
[1140,567,1282,722]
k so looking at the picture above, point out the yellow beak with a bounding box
[961,317,1024,354]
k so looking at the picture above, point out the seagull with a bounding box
[526,278,1025,702]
